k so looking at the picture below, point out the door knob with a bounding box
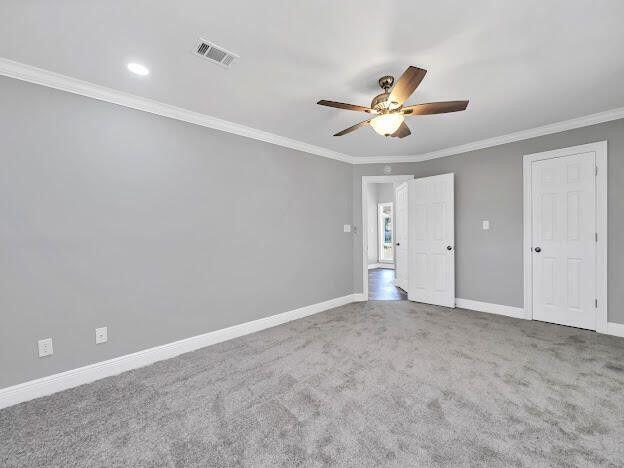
[446,245,453,251]
[396,242,400,246]
[534,247,541,253]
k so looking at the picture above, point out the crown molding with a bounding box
[352,106,624,164]
[0,57,354,164]
[3,57,623,167]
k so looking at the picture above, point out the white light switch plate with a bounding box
[38,338,53,357]
[482,220,490,230]
[95,326,108,344]
[343,224,351,233]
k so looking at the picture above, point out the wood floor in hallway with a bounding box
[368,267,407,300]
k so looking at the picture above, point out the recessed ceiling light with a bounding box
[127,62,149,76]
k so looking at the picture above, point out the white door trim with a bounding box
[361,175,414,299]
[523,141,607,332]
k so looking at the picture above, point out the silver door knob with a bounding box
[534,247,541,253]
[446,245,453,251]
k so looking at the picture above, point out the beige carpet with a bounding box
[1,301,624,466]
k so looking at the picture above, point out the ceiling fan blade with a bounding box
[402,100,469,115]
[318,100,376,113]
[388,66,427,106]
[391,121,411,138]
[333,119,371,136]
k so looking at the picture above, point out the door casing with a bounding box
[523,141,608,332]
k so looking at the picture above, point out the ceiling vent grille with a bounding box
[194,39,239,68]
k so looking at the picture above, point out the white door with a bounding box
[408,174,455,307]
[531,152,596,329]
[394,182,409,291]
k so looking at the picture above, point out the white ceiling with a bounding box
[2,0,624,158]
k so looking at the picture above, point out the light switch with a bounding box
[343,224,351,233]
[482,220,490,230]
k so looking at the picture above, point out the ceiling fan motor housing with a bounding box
[372,75,400,112]
[371,92,400,112]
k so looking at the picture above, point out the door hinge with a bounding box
[595,166,598,176]
[595,232,598,242]
[595,298,598,308]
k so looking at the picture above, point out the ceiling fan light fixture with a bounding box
[127,62,150,76]
[370,113,404,136]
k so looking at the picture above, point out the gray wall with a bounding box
[366,183,378,264]
[0,77,354,388]
[353,119,624,324]
[377,184,394,204]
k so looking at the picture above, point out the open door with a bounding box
[394,182,409,291]
[407,174,455,307]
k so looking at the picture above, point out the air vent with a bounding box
[194,39,239,68]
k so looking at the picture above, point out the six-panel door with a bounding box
[407,173,455,307]
[531,152,596,329]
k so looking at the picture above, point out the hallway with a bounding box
[368,268,407,300]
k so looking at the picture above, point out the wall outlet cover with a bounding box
[95,326,108,344]
[482,220,490,230]
[343,224,351,233]
[38,338,53,357]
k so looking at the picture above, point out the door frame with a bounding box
[522,141,607,332]
[361,175,414,300]
[378,202,394,263]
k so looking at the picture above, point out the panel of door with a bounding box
[394,182,409,291]
[531,152,596,329]
[407,174,455,307]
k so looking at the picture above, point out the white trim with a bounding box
[361,175,414,299]
[607,322,624,338]
[352,108,624,164]
[456,298,526,319]
[0,58,351,164]
[0,294,359,410]
[368,263,382,269]
[522,141,608,331]
[3,58,623,167]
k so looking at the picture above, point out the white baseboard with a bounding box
[456,299,624,338]
[456,298,526,319]
[368,263,381,269]
[607,322,624,338]
[368,263,395,270]
[0,294,359,410]
[351,293,367,302]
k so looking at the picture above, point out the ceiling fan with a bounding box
[317,66,468,138]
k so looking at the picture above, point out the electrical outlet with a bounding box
[38,338,53,357]
[95,327,108,344]
[482,220,490,230]
[343,224,351,233]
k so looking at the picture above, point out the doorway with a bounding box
[361,175,413,300]
[523,141,607,331]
